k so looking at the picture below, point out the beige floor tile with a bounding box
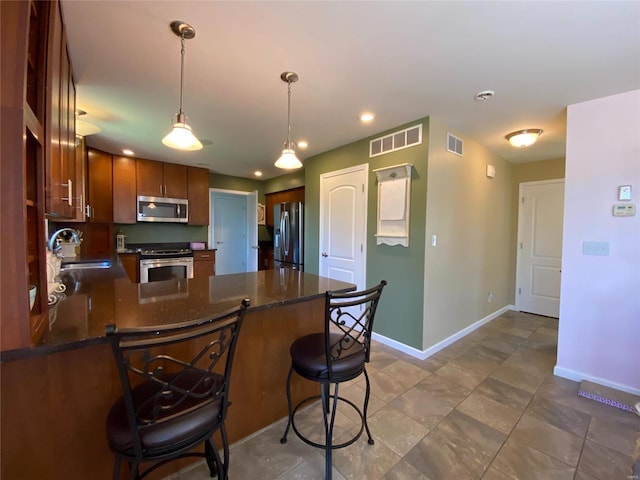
[525,395,591,437]
[337,381,386,424]
[490,437,575,480]
[434,360,488,390]
[332,429,401,480]
[367,405,430,457]
[509,413,584,466]
[380,458,432,480]
[455,389,525,435]
[390,375,471,429]
[367,369,414,403]
[586,411,640,457]
[481,465,517,479]
[577,439,636,480]
[489,363,547,393]
[276,452,346,480]
[402,409,506,479]
[380,359,430,388]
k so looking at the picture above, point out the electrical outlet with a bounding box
[488,291,493,303]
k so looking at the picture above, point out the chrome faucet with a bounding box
[48,228,82,254]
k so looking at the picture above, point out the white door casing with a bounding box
[516,179,565,317]
[319,164,368,291]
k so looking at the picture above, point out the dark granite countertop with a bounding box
[1,259,354,362]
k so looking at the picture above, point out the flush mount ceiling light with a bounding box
[275,71,303,170]
[75,109,101,136]
[162,21,202,151]
[506,129,543,148]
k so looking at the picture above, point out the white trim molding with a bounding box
[372,304,514,360]
[553,366,640,396]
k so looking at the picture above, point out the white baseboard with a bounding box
[372,304,515,361]
[553,366,640,396]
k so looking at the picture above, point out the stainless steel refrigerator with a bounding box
[274,202,304,271]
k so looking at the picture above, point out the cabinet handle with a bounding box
[61,179,73,206]
[85,204,91,218]
[200,254,210,258]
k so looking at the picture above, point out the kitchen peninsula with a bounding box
[0,261,354,479]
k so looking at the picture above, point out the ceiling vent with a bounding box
[447,133,463,156]
[370,124,422,158]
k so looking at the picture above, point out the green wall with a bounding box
[263,170,305,194]
[304,118,430,349]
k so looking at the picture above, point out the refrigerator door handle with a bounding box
[282,211,290,256]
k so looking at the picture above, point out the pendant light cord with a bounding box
[179,34,185,116]
[286,80,292,149]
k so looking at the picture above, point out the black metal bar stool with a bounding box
[105,299,249,480]
[280,281,386,480]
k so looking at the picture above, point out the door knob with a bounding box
[322,252,328,257]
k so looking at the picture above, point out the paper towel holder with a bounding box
[373,163,413,247]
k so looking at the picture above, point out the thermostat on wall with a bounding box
[612,203,636,216]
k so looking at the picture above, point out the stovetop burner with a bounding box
[137,247,193,259]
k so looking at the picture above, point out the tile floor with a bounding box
[174,310,640,480]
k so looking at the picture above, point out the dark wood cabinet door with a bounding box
[87,148,113,223]
[113,156,137,223]
[164,162,188,198]
[136,158,164,197]
[118,253,139,283]
[187,166,209,225]
[265,187,305,226]
[45,0,63,216]
[193,250,215,278]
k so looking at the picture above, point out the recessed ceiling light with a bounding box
[360,112,375,123]
[122,149,134,156]
[474,90,495,102]
[254,171,263,177]
[297,140,308,149]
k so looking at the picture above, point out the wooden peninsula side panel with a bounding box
[0,298,324,480]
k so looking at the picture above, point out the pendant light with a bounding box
[162,21,202,151]
[275,71,303,169]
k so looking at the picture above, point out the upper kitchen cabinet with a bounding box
[265,187,305,226]
[136,158,188,199]
[1,0,50,350]
[187,166,210,225]
[113,155,137,224]
[45,0,77,219]
[86,148,113,223]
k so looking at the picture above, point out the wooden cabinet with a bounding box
[86,148,113,223]
[45,0,76,218]
[258,243,274,270]
[113,155,137,224]
[136,158,187,199]
[1,0,50,349]
[265,187,305,226]
[193,250,216,278]
[118,253,140,283]
[187,166,209,225]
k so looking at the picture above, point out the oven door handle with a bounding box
[140,257,193,265]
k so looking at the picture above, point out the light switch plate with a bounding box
[618,185,632,201]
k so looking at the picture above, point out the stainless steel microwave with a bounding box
[137,195,188,223]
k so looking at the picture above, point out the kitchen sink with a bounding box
[60,260,111,270]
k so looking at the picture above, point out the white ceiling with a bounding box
[62,1,640,180]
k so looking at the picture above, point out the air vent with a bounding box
[370,124,422,158]
[447,133,463,156]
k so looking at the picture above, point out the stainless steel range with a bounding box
[136,245,194,283]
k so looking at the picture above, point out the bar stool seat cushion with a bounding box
[106,371,223,457]
[290,332,365,382]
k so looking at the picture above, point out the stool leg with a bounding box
[363,367,374,445]
[220,422,230,480]
[280,366,294,444]
[321,383,334,480]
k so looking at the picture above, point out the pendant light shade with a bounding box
[162,21,202,151]
[275,71,302,169]
[505,129,542,148]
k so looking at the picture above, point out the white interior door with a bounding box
[319,164,368,291]
[210,191,247,275]
[516,179,565,317]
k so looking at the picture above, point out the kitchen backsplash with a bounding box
[115,223,208,245]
